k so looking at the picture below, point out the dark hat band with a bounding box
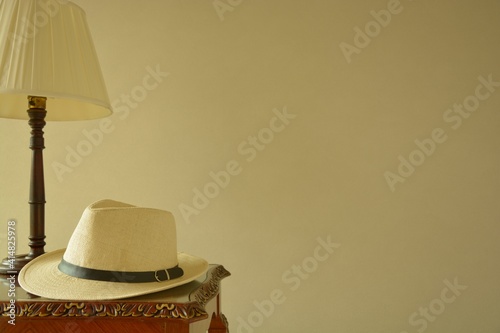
[58,258,184,283]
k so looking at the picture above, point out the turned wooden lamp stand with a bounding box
[0,96,48,274]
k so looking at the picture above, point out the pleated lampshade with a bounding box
[0,0,111,121]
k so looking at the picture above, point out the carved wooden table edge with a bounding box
[0,264,230,322]
[190,264,230,308]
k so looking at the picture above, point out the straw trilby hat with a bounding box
[18,199,208,300]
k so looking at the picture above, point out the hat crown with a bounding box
[63,200,178,272]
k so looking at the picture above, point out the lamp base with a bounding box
[0,254,35,275]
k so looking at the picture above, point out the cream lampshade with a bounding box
[0,0,112,274]
[0,0,111,119]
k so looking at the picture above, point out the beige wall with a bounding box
[1,0,500,332]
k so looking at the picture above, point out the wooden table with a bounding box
[0,264,230,333]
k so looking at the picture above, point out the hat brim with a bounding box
[18,249,209,300]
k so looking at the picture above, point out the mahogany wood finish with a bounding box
[0,98,47,275]
[0,264,230,333]
[26,104,47,259]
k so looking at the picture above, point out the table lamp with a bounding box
[0,0,112,274]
